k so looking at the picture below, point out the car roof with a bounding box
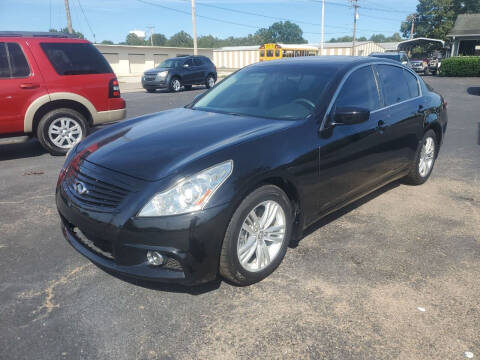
[0,31,89,43]
[253,55,400,68]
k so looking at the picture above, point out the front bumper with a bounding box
[142,77,168,89]
[56,185,232,285]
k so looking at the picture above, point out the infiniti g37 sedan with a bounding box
[56,57,447,286]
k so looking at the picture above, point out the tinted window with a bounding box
[192,64,336,120]
[41,42,112,75]
[0,43,9,78]
[193,58,202,66]
[158,59,182,68]
[335,66,380,111]
[370,53,401,62]
[185,58,195,67]
[404,70,419,98]
[7,43,30,77]
[376,64,410,105]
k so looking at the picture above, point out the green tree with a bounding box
[400,0,480,40]
[101,40,114,45]
[328,35,367,43]
[49,27,84,39]
[150,33,167,46]
[167,31,193,47]
[126,33,145,45]
[254,21,307,44]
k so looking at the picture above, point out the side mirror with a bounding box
[183,63,189,68]
[332,107,370,126]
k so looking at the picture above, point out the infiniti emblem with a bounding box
[74,181,88,195]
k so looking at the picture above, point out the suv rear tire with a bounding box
[205,75,215,89]
[37,108,87,156]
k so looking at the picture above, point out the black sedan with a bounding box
[56,57,447,286]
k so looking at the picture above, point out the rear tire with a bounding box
[219,185,293,286]
[36,108,87,156]
[404,129,437,185]
[205,75,215,89]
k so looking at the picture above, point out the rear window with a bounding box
[0,42,30,78]
[40,42,112,75]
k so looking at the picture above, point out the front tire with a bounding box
[36,108,87,156]
[404,129,437,185]
[169,77,182,92]
[219,185,293,286]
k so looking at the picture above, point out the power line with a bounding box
[76,0,95,42]
[134,0,348,35]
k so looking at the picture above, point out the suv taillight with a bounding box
[109,78,120,98]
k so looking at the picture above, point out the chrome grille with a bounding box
[62,160,141,213]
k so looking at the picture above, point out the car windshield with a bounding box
[158,59,183,68]
[192,65,335,120]
[371,54,401,61]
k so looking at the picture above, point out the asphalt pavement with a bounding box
[1,78,479,359]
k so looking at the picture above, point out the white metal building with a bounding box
[213,41,387,70]
[94,44,214,76]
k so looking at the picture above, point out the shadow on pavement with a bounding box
[291,180,401,248]
[467,87,480,96]
[0,139,48,161]
[101,266,222,295]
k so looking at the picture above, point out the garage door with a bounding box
[128,53,145,74]
[102,53,119,75]
[154,54,168,67]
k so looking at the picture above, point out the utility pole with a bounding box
[147,26,155,46]
[191,0,198,55]
[64,0,73,34]
[351,0,359,56]
[409,14,416,39]
[320,0,325,55]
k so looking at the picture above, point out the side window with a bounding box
[376,64,410,106]
[0,43,9,78]
[403,70,419,98]
[184,58,194,67]
[193,58,202,66]
[7,43,30,77]
[335,66,380,111]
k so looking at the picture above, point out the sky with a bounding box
[0,0,419,44]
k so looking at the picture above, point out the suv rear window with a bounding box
[0,42,30,78]
[40,42,112,75]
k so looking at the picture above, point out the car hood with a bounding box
[144,67,170,75]
[76,108,295,181]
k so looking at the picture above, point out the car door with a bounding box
[193,58,206,83]
[315,65,388,216]
[374,64,424,173]
[0,41,46,134]
[182,58,202,85]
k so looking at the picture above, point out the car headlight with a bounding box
[138,160,233,217]
[157,71,168,78]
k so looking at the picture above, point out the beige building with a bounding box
[212,41,387,70]
[94,44,214,76]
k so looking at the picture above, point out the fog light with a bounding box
[147,251,164,266]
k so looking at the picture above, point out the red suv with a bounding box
[0,31,125,155]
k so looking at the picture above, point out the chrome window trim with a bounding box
[320,61,423,130]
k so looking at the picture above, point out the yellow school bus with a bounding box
[259,43,319,61]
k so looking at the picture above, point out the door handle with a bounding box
[19,83,40,89]
[376,120,387,134]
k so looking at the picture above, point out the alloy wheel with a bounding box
[419,136,435,177]
[172,79,181,92]
[237,200,286,272]
[208,76,215,88]
[47,117,83,149]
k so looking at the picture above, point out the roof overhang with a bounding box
[396,37,445,51]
